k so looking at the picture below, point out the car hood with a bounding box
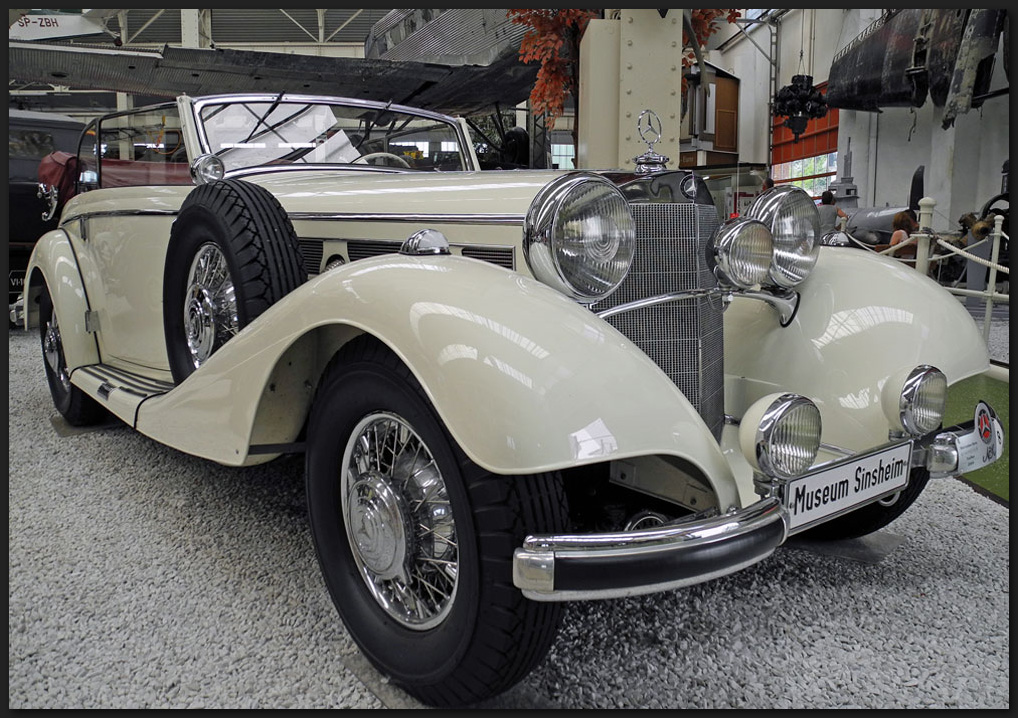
[241,169,576,217]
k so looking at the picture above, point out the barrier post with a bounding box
[915,197,935,276]
[982,214,1003,344]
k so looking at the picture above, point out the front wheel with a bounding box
[799,467,931,541]
[306,335,569,707]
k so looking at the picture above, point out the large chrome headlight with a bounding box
[709,217,774,289]
[746,185,820,288]
[882,365,948,437]
[524,173,636,303]
[740,393,822,479]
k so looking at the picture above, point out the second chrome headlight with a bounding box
[746,185,821,288]
[524,173,635,304]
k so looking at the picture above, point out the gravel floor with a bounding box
[8,327,1009,710]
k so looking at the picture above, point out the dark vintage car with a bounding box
[8,108,85,318]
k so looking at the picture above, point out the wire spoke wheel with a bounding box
[183,242,238,369]
[163,179,306,384]
[342,412,458,630]
[41,307,71,394]
[37,285,106,426]
[306,336,569,706]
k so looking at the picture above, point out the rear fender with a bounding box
[725,248,990,451]
[136,255,739,508]
[24,227,100,370]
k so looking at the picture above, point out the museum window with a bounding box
[551,143,575,170]
[771,152,838,199]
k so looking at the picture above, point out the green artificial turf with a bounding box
[943,370,1010,503]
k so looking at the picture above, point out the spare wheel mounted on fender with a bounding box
[162,179,306,384]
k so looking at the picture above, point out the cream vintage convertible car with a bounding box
[23,93,1004,707]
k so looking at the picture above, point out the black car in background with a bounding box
[9,108,85,317]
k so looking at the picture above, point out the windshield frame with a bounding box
[186,93,476,174]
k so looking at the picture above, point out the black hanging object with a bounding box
[773,74,829,142]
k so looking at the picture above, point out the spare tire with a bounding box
[163,179,306,384]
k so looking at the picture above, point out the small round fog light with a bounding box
[709,217,773,288]
[740,393,822,479]
[899,365,947,436]
[190,153,225,185]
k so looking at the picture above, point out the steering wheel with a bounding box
[353,152,411,168]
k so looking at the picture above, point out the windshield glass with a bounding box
[196,97,469,173]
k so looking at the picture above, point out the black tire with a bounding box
[306,335,569,707]
[799,467,931,541]
[38,285,107,426]
[163,179,306,384]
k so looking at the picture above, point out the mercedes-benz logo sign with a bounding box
[637,109,662,150]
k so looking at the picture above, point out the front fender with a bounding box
[725,247,989,451]
[137,255,738,507]
[24,227,100,371]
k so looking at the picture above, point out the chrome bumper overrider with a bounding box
[917,406,1004,479]
[10,295,24,326]
[513,497,788,601]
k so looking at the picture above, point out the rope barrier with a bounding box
[934,237,1010,274]
[842,231,913,256]
[842,230,1009,274]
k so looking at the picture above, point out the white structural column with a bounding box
[180,9,211,49]
[577,9,685,170]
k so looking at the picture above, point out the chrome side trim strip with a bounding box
[289,211,525,226]
[60,208,524,229]
[61,209,179,227]
[225,164,401,180]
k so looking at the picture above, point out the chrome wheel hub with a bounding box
[342,412,458,630]
[184,243,237,369]
[42,311,71,393]
[348,475,408,580]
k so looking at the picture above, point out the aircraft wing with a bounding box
[8,40,539,117]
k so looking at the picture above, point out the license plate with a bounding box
[9,270,25,294]
[784,442,913,531]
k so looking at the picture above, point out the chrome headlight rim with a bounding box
[899,365,948,437]
[523,172,636,304]
[709,217,774,289]
[190,153,225,185]
[746,184,821,289]
[754,393,822,479]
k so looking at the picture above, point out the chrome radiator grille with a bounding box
[594,202,725,439]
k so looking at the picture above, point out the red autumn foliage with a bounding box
[507,9,598,129]
[508,9,741,126]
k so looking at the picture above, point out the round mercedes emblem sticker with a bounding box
[976,404,993,444]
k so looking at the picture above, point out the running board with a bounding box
[71,364,174,427]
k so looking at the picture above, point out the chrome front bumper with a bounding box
[513,497,788,601]
[513,403,1003,603]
